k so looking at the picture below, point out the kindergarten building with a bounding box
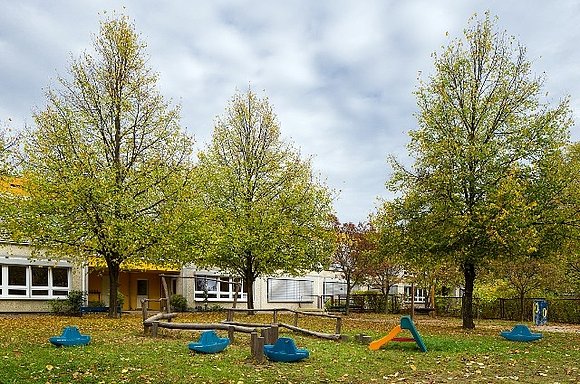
[0,238,431,314]
[1,177,431,313]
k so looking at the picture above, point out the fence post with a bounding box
[141,299,148,322]
[151,321,159,338]
[270,324,278,344]
[228,325,235,343]
[293,312,299,327]
[335,317,342,335]
[251,332,266,363]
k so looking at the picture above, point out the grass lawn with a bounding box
[1,312,579,383]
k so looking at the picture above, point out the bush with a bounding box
[49,290,86,316]
[170,294,188,312]
[116,291,125,309]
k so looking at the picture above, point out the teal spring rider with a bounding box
[263,337,309,362]
[188,330,230,353]
[49,326,91,347]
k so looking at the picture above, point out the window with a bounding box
[137,280,148,296]
[267,278,313,303]
[194,275,245,302]
[404,286,426,303]
[0,264,71,299]
[323,281,346,297]
[8,266,27,296]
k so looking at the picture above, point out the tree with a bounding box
[195,89,335,309]
[369,204,405,312]
[12,16,195,317]
[332,221,374,315]
[490,256,559,321]
[388,13,572,328]
[0,121,19,176]
[0,121,21,237]
[537,142,580,294]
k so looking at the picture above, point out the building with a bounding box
[0,241,84,312]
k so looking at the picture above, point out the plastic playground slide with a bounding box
[369,325,402,351]
[369,316,427,352]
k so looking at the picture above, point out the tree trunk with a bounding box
[344,276,351,316]
[244,269,255,312]
[107,259,121,318]
[462,262,476,329]
[519,292,525,322]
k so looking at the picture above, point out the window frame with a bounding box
[0,261,72,300]
[267,278,314,303]
[194,274,246,302]
[404,286,427,303]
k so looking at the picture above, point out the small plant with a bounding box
[170,294,188,312]
[116,291,125,309]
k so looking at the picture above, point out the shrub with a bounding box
[170,294,188,312]
[116,291,125,309]
[49,290,86,316]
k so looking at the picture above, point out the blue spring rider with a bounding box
[500,324,543,342]
[49,326,91,347]
[188,330,230,353]
[263,337,309,362]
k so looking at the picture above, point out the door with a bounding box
[136,279,148,309]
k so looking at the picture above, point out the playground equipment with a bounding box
[143,307,342,363]
[49,326,91,347]
[263,337,309,362]
[500,324,543,342]
[188,330,230,353]
[369,316,427,352]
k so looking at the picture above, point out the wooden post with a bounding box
[430,285,436,318]
[251,332,265,363]
[228,325,235,343]
[151,321,159,338]
[141,299,148,322]
[250,332,257,356]
[260,328,269,344]
[227,309,233,322]
[335,317,342,335]
[233,282,240,309]
[255,336,265,363]
[270,324,278,344]
[191,272,196,311]
[273,309,278,324]
[293,312,299,327]
[161,276,170,313]
[411,282,415,320]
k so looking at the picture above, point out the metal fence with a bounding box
[436,296,580,324]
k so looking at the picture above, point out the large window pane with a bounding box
[8,266,26,286]
[52,267,69,287]
[268,278,313,302]
[32,267,49,286]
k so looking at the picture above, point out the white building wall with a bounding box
[0,242,85,313]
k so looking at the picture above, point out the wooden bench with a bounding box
[413,307,435,315]
[80,306,122,316]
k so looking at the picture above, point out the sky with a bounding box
[1,1,579,223]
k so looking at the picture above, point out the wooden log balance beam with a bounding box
[278,322,342,340]
[226,307,343,335]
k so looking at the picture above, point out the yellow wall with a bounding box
[87,269,178,311]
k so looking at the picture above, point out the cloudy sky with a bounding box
[1,1,579,223]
